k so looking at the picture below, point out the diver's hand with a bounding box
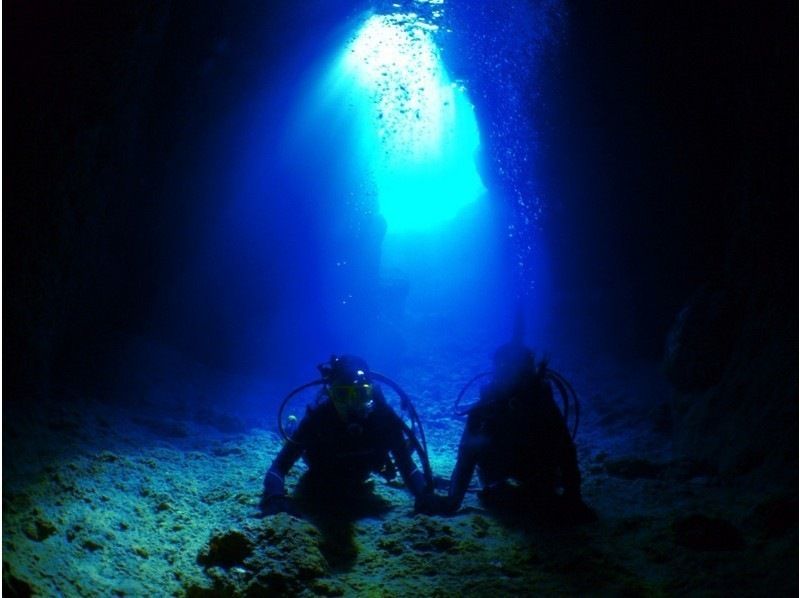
[259,467,290,516]
[414,493,458,516]
[263,468,285,497]
[259,493,291,517]
[559,496,598,525]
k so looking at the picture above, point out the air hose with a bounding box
[277,379,325,444]
[371,372,433,490]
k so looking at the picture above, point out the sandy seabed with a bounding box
[3,343,796,597]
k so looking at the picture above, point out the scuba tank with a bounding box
[455,305,581,439]
[453,365,581,440]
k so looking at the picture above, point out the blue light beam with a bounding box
[330,12,485,233]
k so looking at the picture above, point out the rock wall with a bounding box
[658,4,798,485]
[4,1,367,399]
[5,3,172,399]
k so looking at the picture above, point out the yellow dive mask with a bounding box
[330,382,374,421]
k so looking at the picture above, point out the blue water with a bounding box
[145,0,565,418]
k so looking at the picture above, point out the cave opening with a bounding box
[3,1,796,595]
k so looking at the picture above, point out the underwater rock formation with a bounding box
[667,219,796,486]
[664,285,738,393]
[192,516,329,596]
[3,357,797,596]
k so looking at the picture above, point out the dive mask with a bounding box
[330,382,375,421]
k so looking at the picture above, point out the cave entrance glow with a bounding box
[282,6,499,332]
[335,11,485,233]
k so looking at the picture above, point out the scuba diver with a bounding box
[420,342,596,523]
[260,355,433,516]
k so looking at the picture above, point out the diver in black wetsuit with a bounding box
[260,355,431,516]
[422,342,595,523]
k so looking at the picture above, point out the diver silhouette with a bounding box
[417,341,596,525]
[260,355,433,518]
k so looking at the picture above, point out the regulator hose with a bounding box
[371,372,434,489]
[277,379,325,444]
[545,368,580,440]
[453,371,492,416]
[275,373,434,489]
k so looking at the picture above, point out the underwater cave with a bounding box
[3,0,797,595]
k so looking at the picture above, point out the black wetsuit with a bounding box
[266,388,426,498]
[448,373,582,509]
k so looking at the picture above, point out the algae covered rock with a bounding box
[246,514,328,592]
[22,511,57,542]
[3,561,37,597]
[198,530,254,568]
[380,516,460,554]
[192,514,329,596]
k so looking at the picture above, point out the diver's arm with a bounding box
[388,426,428,498]
[542,384,583,501]
[371,393,428,498]
[269,439,304,480]
[262,411,314,498]
[558,431,596,522]
[262,444,301,498]
[560,436,583,501]
[378,402,427,498]
[545,385,596,521]
[447,426,481,510]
